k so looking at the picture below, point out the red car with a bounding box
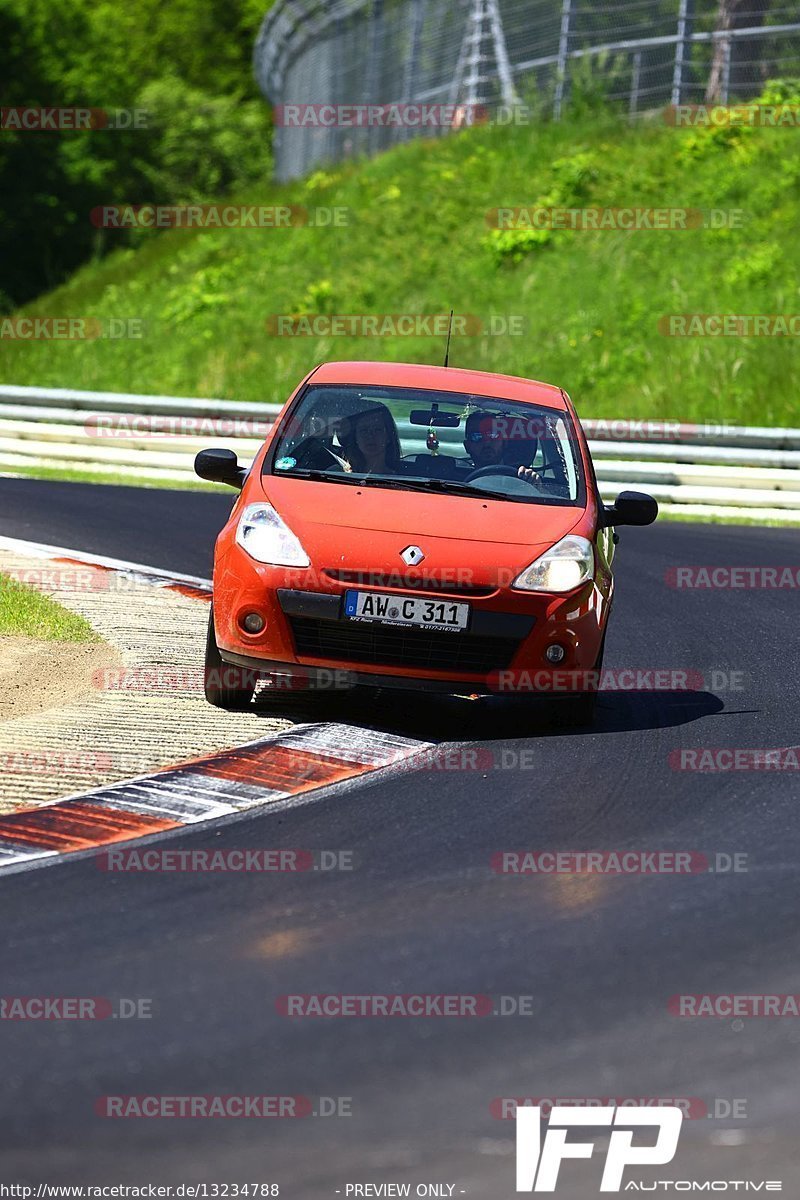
[196,361,657,725]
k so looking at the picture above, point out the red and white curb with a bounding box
[0,536,434,870]
[0,722,432,869]
[0,534,212,600]
[0,721,432,871]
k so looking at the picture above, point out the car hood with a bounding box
[260,477,585,579]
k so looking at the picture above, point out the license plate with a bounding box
[343,589,470,632]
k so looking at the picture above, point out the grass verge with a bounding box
[0,573,100,641]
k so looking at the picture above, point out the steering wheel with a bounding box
[464,464,521,483]
[465,462,556,495]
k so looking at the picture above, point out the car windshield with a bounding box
[266,384,583,505]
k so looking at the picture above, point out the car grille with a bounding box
[288,616,519,674]
[323,570,495,598]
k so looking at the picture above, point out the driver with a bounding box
[463,411,505,469]
[292,407,349,471]
[463,409,562,494]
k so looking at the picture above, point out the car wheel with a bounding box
[555,690,597,728]
[552,630,607,729]
[204,607,256,710]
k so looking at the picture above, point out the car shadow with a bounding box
[251,685,725,744]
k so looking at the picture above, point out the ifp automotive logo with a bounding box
[515,1105,682,1191]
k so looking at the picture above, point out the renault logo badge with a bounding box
[400,545,425,566]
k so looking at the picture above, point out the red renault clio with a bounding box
[196,361,657,725]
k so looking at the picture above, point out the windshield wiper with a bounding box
[275,469,527,502]
[274,469,366,486]
[390,476,515,501]
[334,475,505,499]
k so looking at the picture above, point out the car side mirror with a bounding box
[600,490,658,528]
[194,448,247,489]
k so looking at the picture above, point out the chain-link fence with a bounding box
[254,0,800,180]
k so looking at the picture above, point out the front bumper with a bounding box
[214,558,611,692]
[218,648,492,694]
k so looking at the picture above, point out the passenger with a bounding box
[339,402,404,475]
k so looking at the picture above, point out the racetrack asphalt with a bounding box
[1,476,798,1196]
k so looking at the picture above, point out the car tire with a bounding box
[204,607,256,710]
[552,629,607,729]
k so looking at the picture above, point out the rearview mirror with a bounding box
[601,490,658,528]
[409,408,461,427]
[194,448,247,489]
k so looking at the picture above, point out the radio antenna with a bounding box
[443,309,454,368]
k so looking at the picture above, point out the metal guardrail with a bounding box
[0,384,798,521]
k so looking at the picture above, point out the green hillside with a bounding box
[4,84,800,427]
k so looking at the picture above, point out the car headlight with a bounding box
[235,502,310,567]
[513,535,594,593]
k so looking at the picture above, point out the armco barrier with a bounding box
[1,384,798,522]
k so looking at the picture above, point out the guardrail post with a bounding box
[671,0,695,107]
[401,0,426,138]
[461,0,489,110]
[553,0,572,119]
[629,50,642,117]
[487,0,519,108]
[365,0,384,155]
[720,34,731,104]
[447,0,517,122]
